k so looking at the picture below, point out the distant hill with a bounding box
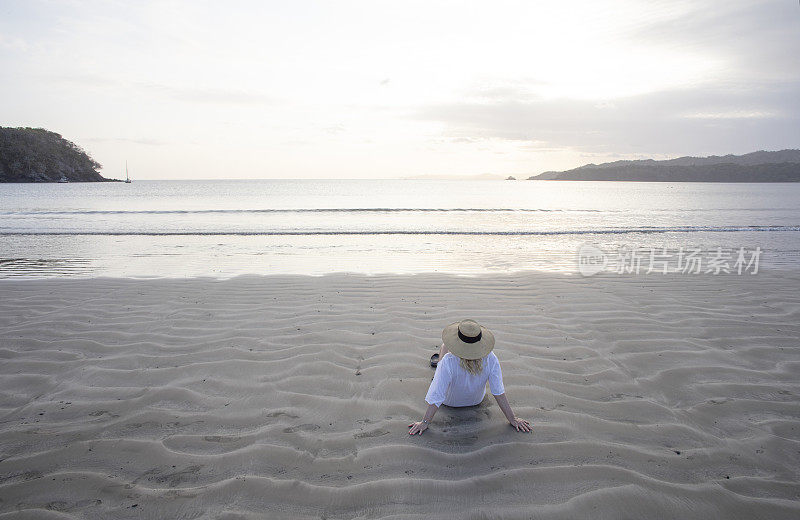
[528,150,800,182]
[0,127,112,182]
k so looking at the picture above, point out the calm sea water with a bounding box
[1,179,799,278]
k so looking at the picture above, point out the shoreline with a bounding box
[0,264,796,282]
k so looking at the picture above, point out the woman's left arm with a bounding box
[494,393,532,432]
[408,403,438,435]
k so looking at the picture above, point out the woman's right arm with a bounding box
[408,403,439,435]
[408,354,451,435]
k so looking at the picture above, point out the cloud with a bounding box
[323,124,346,135]
[81,137,168,146]
[412,80,800,155]
[0,33,30,51]
[409,0,800,157]
[680,110,779,120]
[626,1,800,82]
[137,83,272,106]
[5,0,798,177]
[43,72,121,89]
[43,74,271,106]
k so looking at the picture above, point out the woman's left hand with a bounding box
[510,417,532,432]
[408,421,429,435]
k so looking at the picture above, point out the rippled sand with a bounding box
[1,272,799,519]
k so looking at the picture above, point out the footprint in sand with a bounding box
[265,411,299,419]
[353,429,389,439]
[283,424,320,433]
[203,435,241,443]
[133,465,203,488]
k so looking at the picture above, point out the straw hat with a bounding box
[442,319,495,360]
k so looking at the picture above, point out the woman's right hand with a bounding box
[510,417,532,432]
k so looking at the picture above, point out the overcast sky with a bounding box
[1,0,798,179]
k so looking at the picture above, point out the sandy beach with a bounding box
[1,271,799,519]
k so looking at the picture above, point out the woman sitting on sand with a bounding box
[408,319,532,435]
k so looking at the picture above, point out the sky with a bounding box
[1,0,798,179]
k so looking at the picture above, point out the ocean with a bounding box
[1,179,799,278]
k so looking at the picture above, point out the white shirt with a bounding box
[425,352,505,407]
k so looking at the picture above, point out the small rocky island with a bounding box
[528,150,800,182]
[0,127,114,182]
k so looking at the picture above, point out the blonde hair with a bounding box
[459,357,483,375]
